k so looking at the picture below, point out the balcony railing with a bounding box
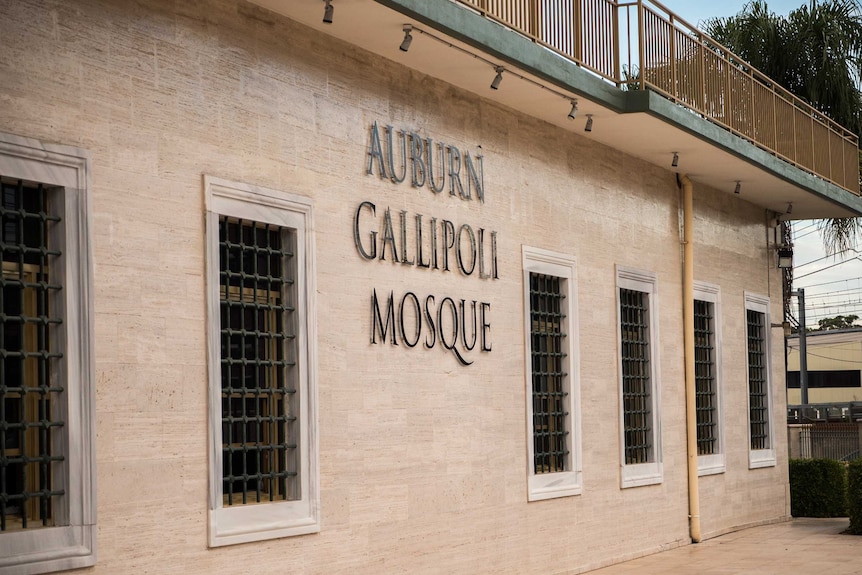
[456,0,860,194]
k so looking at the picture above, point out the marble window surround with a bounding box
[745,292,776,470]
[204,175,320,547]
[693,282,726,477]
[0,132,96,575]
[522,246,583,501]
[616,266,663,489]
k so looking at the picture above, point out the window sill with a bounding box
[528,470,583,501]
[621,462,663,488]
[698,454,726,476]
[0,524,96,575]
[749,449,776,469]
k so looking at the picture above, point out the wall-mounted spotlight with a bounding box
[786,202,793,214]
[584,114,593,132]
[399,25,413,52]
[490,66,504,90]
[567,99,578,120]
[671,152,679,167]
[323,0,333,24]
[734,181,741,194]
[776,244,794,269]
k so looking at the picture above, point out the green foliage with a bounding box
[817,217,862,257]
[789,458,848,517]
[849,459,862,534]
[814,314,861,330]
[705,0,862,136]
[704,1,862,254]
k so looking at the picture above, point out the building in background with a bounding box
[1,1,861,574]
[787,329,862,405]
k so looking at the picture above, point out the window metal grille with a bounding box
[529,272,569,474]
[620,288,652,465]
[694,299,717,456]
[219,216,299,505]
[747,309,769,450]
[0,178,64,532]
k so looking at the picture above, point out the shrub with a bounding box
[789,458,848,518]
[849,459,862,534]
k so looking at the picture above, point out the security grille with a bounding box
[620,288,652,465]
[747,309,769,450]
[0,178,64,531]
[529,272,569,474]
[219,217,299,505]
[694,299,717,455]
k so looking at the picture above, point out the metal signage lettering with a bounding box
[360,122,497,366]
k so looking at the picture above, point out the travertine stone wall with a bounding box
[0,0,788,572]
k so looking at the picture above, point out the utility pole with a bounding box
[791,289,809,405]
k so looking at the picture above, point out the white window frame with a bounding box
[744,292,776,469]
[205,175,319,547]
[693,282,725,476]
[616,266,663,488]
[522,246,582,501]
[0,132,96,575]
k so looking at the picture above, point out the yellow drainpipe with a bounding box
[680,173,702,543]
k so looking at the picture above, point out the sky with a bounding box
[658,0,810,25]
[660,0,862,328]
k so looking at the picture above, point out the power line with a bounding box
[794,256,862,280]
[806,308,862,321]
[795,246,859,268]
[797,276,862,290]
[792,227,820,241]
[787,349,862,365]
[791,221,818,234]
[802,286,862,299]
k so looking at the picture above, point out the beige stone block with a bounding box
[99,458,185,507]
[348,484,409,525]
[116,313,167,364]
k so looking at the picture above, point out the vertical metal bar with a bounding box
[669,13,676,101]
[14,179,27,529]
[811,112,816,178]
[797,289,809,406]
[791,101,799,164]
[37,183,48,525]
[530,0,538,39]
[625,3,632,85]
[772,85,783,155]
[698,32,705,113]
[637,0,645,90]
[574,0,582,63]
[612,0,620,85]
[748,68,755,142]
[726,56,733,134]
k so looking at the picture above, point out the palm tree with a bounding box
[705,0,862,254]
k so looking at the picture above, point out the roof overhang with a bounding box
[249,0,862,219]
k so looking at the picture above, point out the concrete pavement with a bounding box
[587,518,861,574]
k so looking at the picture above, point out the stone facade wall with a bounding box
[0,0,788,572]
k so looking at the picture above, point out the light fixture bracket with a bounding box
[399,24,413,52]
[490,66,504,90]
[567,99,578,120]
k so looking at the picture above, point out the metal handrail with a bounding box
[454,0,860,195]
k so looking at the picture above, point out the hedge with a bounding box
[789,458,848,518]
[849,459,862,534]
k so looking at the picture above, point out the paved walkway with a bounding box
[588,518,861,574]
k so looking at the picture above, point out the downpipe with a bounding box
[679,173,702,543]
